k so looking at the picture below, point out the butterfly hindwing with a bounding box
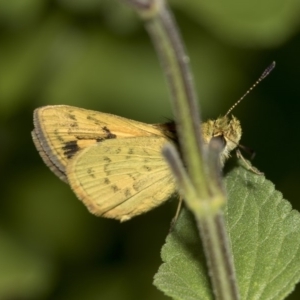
[66,137,176,221]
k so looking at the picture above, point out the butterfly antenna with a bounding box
[225,61,276,116]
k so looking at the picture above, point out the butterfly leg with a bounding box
[236,149,263,175]
[169,196,183,231]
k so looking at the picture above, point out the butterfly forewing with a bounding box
[66,137,176,222]
[32,105,173,182]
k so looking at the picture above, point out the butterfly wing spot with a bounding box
[62,141,80,159]
[102,126,117,139]
[62,136,119,161]
[86,114,101,125]
[54,129,64,143]
[103,156,111,163]
[128,173,137,181]
[104,178,110,185]
[143,166,152,172]
[125,189,131,198]
[111,185,120,192]
[87,168,96,178]
[128,148,134,155]
[132,182,140,192]
[103,167,111,177]
[67,113,77,121]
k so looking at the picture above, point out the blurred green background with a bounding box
[1,0,300,299]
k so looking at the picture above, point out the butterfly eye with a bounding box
[210,135,226,150]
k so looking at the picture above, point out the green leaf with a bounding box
[154,159,300,300]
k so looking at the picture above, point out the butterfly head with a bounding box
[201,115,242,165]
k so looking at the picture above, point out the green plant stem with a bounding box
[146,3,208,196]
[124,0,240,299]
